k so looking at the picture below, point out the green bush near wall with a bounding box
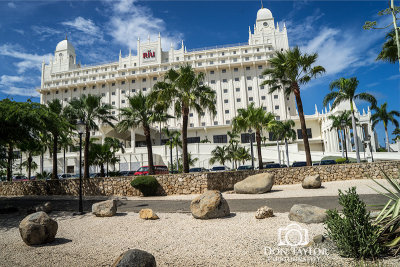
[130,176,159,196]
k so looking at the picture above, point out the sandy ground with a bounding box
[1,211,399,267]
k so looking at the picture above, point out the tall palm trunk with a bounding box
[144,125,155,175]
[276,140,281,165]
[384,125,390,151]
[63,147,66,174]
[256,129,263,169]
[292,82,312,166]
[181,106,189,173]
[339,129,344,158]
[175,145,178,172]
[350,103,361,163]
[285,138,290,167]
[52,133,58,179]
[7,144,13,181]
[100,164,105,177]
[84,126,90,178]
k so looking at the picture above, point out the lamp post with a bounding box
[341,120,348,162]
[248,129,254,169]
[76,120,85,214]
[367,134,374,162]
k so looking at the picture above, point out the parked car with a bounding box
[264,163,281,169]
[189,167,208,173]
[12,175,28,181]
[291,162,307,167]
[134,165,169,176]
[120,171,135,176]
[280,164,287,168]
[237,165,254,171]
[58,173,74,179]
[210,166,230,172]
[320,160,337,165]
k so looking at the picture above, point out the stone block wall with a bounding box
[0,161,398,196]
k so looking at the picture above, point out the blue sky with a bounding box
[0,0,399,145]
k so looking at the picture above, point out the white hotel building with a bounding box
[36,7,377,173]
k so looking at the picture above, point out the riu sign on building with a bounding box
[143,50,155,59]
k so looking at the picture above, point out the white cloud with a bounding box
[62,17,101,36]
[0,86,39,97]
[14,29,24,35]
[388,74,400,80]
[8,2,16,9]
[0,44,50,73]
[106,0,182,51]
[31,25,62,40]
[0,75,39,97]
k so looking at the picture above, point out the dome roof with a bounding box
[55,39,75,53]
[257,8,273,20]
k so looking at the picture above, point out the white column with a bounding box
[131,129,136,153]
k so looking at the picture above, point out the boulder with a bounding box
[302,175,322,189]
[313,234,325,244]
[35,202,52,213]
[112,249,156,267]
[288,204,327,224]
[92,200,117,217]
[19,211,58,245]
[255,206,274,219]
[190,190,230,219]
[234,173,275,194]
[139,209,159,220]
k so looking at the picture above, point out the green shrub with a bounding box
[325,187,383,259]
[335,158,348,164]
[130,175,159,196]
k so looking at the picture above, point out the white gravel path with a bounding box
[1,211,399,267]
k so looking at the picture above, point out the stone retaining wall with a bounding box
[0,161,398,196]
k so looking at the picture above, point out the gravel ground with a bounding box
[1,211,399,267]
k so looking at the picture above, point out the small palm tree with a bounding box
[278,120,296,166]
[152,64,216,173]
[118,92,170,175]
[66,94,115,178]
[262,46,326,166]
[371,102,399,151]
[209,146,229,166]
[232,103,275,169]
[323,77,376,163]
[328,111,353,157]
[162,128,182,171]
[236,147,251,165]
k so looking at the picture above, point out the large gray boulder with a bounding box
[19,211,58,245]
[289,204,327,224]
[190,190,230,219]
[234,173,275,194]
[302,175,322,189]
[112,249,156,267]
[92,200,117,217]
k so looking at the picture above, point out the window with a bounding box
[112,101,115,105]
[275,105,279,110]
[214,121,218,126]
[121,81,125,85]
[221,60,225,63]
[201,122,206,126]
[56,91,59,94]
[92,86,96,89]
[233,58,238,62]
[64,98,67,101]
[176,57,179,61]
[244,49,248,53]
[263,107,267,111]
[246,67,250,70]
[124,64,126,68]
[142,78,146,82]
[249,97,253,101]
[189,113,193,117]
[112,83,115,86]
[221,52,225,56]
[210,70,214,74]
[223,89,228,93]
[122,72,125,76]
[132,80,135,83]
[102,93,105,97]
[131,89,136,92]
[83,87,86,91]
[225,110,229,114]
[198,55,202,58]
[276,116,280,121]
[259,75,263,79]
[297,129,312,139]
[241,133,255,143]
[245,57,249,61]
[236,88,240,92]
[226,120,231,124]
[233,51,236,54]
[121,100,125,104]
[213,134,227,143]
[274,95,278,99]
[131,71,135,74]
[112,92,115,96]
[234,77,239,81]
[261,96,266,100]
[287,97,289,101]
[142,69,146,73]
[247,76,251,80]
[257,48,260,52]
[260,85,265,89]
[211,80,216,84]
[73,88,77,92]
[121,90,125,93]
[143,88,147,91]
[234,68,238,72]
[64,90,68,93]
[248,87,252,91]
[237,98,241,102]
[223,79,227,83]
[112,111,116,115]
[222,69,226,73]
[102,84,105,88]
[187,137,200,143]
[153,77,157,81]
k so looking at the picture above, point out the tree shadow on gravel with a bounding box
[34,238,72,247]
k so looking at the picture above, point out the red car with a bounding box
[134,165,169,176]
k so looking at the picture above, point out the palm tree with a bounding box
[118,92,169,175]
[152,65,216,173]
[66,94,116,178]
[177,152,199,173]
[328,111,353,158]
[162,128,182,171]
[236,147,251,165]
[377,29,398,64]
[104,137,124,176]
[323,77,377,163]
[232,103,275,169]
[393,128,400,142]
[371,102,399,151]
[209,146,229,166]
[262,47,326,166]
[46,99,71,179]
[227,131,240,168]
[278,120,296,166]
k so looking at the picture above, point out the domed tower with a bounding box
[255,7,274,32]
[53,36,76,72]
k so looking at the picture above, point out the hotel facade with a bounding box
[36,7,377,173]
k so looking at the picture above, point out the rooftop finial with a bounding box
[261,0,263,8]
[65,33,68,40]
